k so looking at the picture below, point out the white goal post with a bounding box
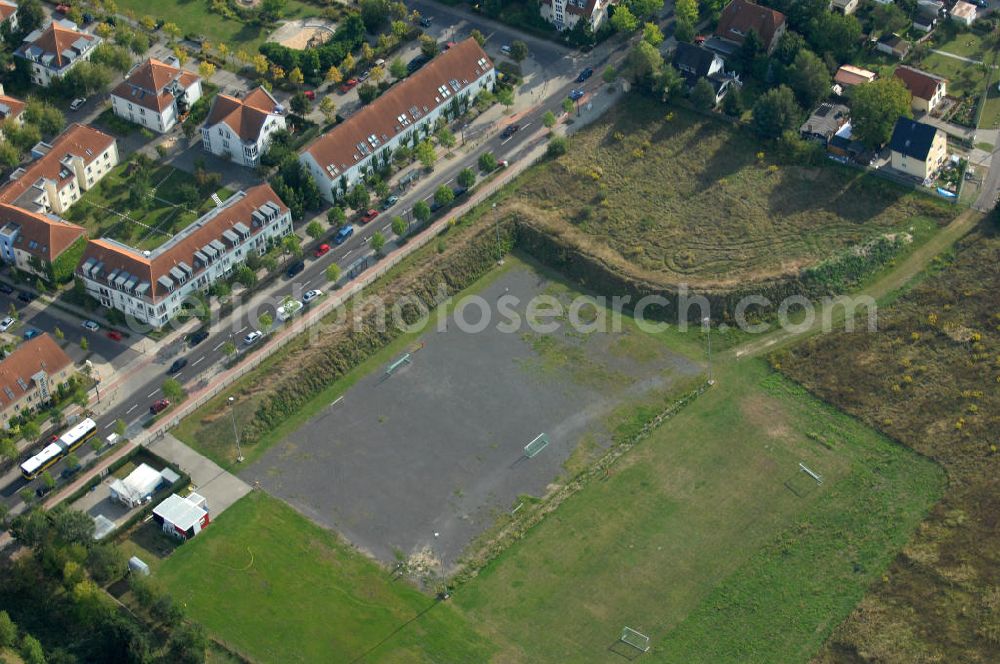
[619,626,651,653]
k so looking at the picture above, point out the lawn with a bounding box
[156,491,497,663]
[66,160,233,251]
[918,51,987,99]
[979,79,1000,131]
[114,0,322,51]
[452,358,944,662]
[931,30,994,61]
[511,98,953,288]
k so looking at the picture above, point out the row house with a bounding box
[201,88,285,168]
[14,20,100,88]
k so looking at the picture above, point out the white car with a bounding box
[303,289,323,304]
[69,97,87,111]
[82,320,100,331]
[243,330,263,345]
[277,299,304,322]
[0,316,14,332]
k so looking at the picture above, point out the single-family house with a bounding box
[111,58,202,134]
[301,38,495,204]
[153,493,209,540]
[917,0,944,17]
[0,85,27,138]
[950,1,976,26]
[713,0,787,54]
[912,14,936,32]
[672,43,740,105]
[0,204,85,279]
[539,0,614,32]
[201,88,285,168]
[830,0,859,14]
[893,66,947,113]
[833,65,877,91]
[828,122,866,160]
[875,34,910,59]
[14,20,100,88]
[0,1,18,33]
[800,103,850,144]
[0,333,74,429]
[889,117,947,182]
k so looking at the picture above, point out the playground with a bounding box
[245,259,701,570]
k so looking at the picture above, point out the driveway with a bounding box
[147,433,252,516]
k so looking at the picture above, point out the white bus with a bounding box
[20,418,98,480]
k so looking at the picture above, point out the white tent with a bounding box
[109,463,163,508]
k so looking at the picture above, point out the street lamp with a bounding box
[493,203,504,266]
[229,396,244,463]
[703,316,714,386]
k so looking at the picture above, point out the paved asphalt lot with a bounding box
[248,263,700,570]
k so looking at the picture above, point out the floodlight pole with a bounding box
[493,203,504,266]
[703,316,714,385]
[229,396,243,463]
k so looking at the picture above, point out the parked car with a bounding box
[382,195,399,210]
[452,186,468,199]
[314,243,331,258]
[82,320,100,331]
[167,358,188,374]
[500,44,512,56]
[106,330,123,341]
[149,399,170,415]
[55,3,70,14]
[188,329,210,346]
[360,209,380,224]
[60,466,81,481]
[304,90,316,100]
[419,16,433,27]
[358,69,370,82]
[500,124,520,139]
[277,299,303,322]
[35,484,52,498]
[303,289,324,304]
[576,67,593,83]
[17,291,35,303]
[23,328,40,340]
[407,55,429,73]
[0,283,12,294]
[443,41,457,50]
[243,330,263,345]
[374,58,385,67]
[334,224,355,245]
[499,159,510,168]
[339,78,358,93]
[569,89,585,101]
[286,260,305,278]
[69,97,87,111]
[0,316,14,332]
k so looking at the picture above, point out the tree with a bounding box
[611,5,639,32]
[306,220,324,240]
[325,263,341,284]
[252,54,269,75]
[436,126,456,148]
[547,135,568,157]
[509,40,528,62]
[222,341,236,357]
[723,85,744,117]
[346,183,370,210]
[478,151,497,172]
[360,0,391,33]
[562,97,575,115]
[371,231,386,254]
[420,35,439,58]
[325,65,343,85]
[413,200,431,223]
[602,66,617,84]
[52,507,94,546]
[852,77,912,148]
[470,28,486,46]
[434,185,454,207]
[0,611,15,649]
[163,22,182,41]
[65,453,80,470]
[261,0,287,20]
[115,419,126,437]
[416,140,436,169]
[543,110,557,128]
[87,544,126,585]
[627,0,664,19]
[390,57,407,79]
[259,312,273,331]
[0,141,18,169]
[342,52,356,75]
[16,0,45,35]
[288,66,304,85]
[751,85,801,139]
[457,168,476,188]
[690,78,717,109]
[80,336,89,352]
[787,49,829,109]
[162,378,185,403]
[370,64,386,84]
[626,41,663,89]
[319,96,337,123]
[290,91,311,115]
[674,18,695,44]
[198,61,216,79]
[24,101,64,137]
[20,634,45,664]
[391,216,407,237]
[675,0,697,25]
[357,83,379,104]
[282,234,303,257]
[871,3,909,34]
[774,30,806,66]
[173,47,190,67]
[164,622,208,664]
[328,206,346,226]
[807,12,860,62]
[11,509,51,547]
[53,326,64,341]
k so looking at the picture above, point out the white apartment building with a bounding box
[14,19,100,88]
[77,184,292,328]
[299,38,495,204]
[111,57,203,134]
[0,123,118,216]
[201,88,285,168]
[539,0,614,31]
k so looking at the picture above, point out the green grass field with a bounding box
[452,359,944,662]
[67,162,233,251]
[156,491,497,663]
[512,99,952,287]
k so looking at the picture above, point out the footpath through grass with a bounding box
[156,491,497,663]
[453,359,944,662]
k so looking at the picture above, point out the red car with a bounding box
[56,3,71,13]
[314,243,330,257]
[360,209,379,224]
[106,330,123,341]
[149,399,170,415]
[304,90,316,100]
[339,78,358,93]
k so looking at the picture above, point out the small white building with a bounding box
[111,58,202,134]
[830,0,859,14]
[77,184,292,328]
[14,20,101,88]
[300,38,495,204]
[950,1,976,26]
[201,88,285,168]
[108,463,163,508]
[153,493,209,540]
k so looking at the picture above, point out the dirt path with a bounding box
[731,208,985,360]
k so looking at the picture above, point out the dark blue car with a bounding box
[576,68,593,83]
[334,224,355,245]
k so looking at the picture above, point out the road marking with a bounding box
[146,389,160,398]
[126,404,137,414]
[381,224,391,233]
[104,421,116,430]
[330,396,344,408]
[192,355,205,366]
[237,325,248,334]
[173,373,182,380]
[522,122,532,130]
[213,341,225,351]
[302,279,311,287]
[344,249,353,257]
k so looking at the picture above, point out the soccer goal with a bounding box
[385,353,411,376]
[523,433,550,458]
[619,626,651,653]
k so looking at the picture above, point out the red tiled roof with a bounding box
[204,87,280,143]
[893,66,946,102]
[0,93,26,123]
[304,38,492,177]
[0,1,17,23]
[0,334,74,410]
[715,0,786,48]
[24,22,97,68]
[111,58,201,114]
[0,203,85,262]
[0,123,116,207]
[78,184,289,302]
